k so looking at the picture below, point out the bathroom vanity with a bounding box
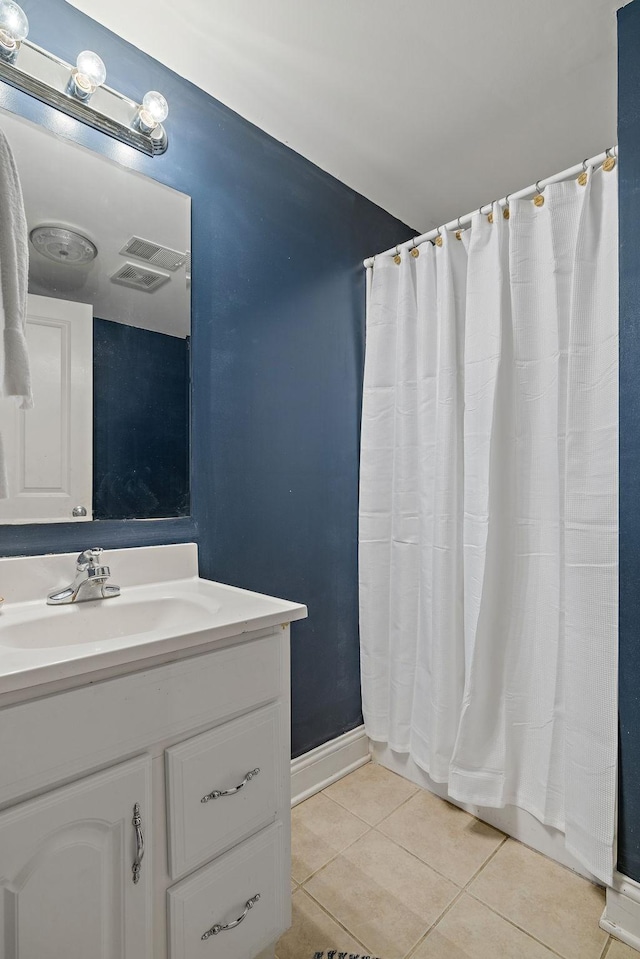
[0,544,306,959]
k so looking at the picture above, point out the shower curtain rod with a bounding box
[363,145,618,269]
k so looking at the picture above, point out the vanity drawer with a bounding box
[0,631,284,807]
[168,821,288,959]
[166,703,282,880]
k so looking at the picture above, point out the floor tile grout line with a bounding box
[295,791,478,890]
[370,825,467,886]
[296,885,373,955]
[303,868,462,959]
[331,763,606,889]
[326,774,599,959]
[370,784,425,827]
[401,833,512,958]
[462,834,509,889]
[403,886,467,959]
[372,782,468,832]
[318,763,511,870]
[292,845,601,959]
[404,887,574,959]
[293,823,374,886]
[296,818,466,958]
[464,887,604,959]
[317,788,400,829]
[292,766,607,959]
[301,787,379,830]
[295,811,500,898]
[369,820,505,890]
[320,777,420,828]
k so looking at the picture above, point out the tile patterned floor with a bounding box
[277,762,632,959]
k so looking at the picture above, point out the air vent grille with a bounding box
[110,262,170,293]
[121,236,186,271]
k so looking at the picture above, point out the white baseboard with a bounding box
[370,741,600,884]
[291,725,370,807]
[600,873,640,953]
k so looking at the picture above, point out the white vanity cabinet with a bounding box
[0,623,294,959]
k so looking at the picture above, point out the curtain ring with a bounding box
[503,194,511,220]
[487,201,496,224]
[578,159,589,186]
[410,238,420,258]
[603,147,616,172]
[435,227,443,247]
[455,216,463,239]
[393,245,402,264]
[533,180,545,207]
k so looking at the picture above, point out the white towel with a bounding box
[0,126,32,499]
[0,126,31,410]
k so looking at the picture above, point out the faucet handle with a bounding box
[76,548,104,569]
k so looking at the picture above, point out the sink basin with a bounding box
[0,544,307,696]
[0,592,222,650]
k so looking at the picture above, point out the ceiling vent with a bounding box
[120,236,186,271]
[110,262,170,293]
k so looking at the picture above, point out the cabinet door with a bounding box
[0,755,152,959]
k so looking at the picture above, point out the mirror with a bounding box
[0,107,190,524]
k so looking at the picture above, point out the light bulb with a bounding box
[75,50,106,88]
[0,0,28,62]
[0,0,28,41]
[142,91,168,124]
[133,90,169,135]
[67,50,106,102]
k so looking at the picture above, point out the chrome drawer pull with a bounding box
[201,768,260,803]
[201,893,261,939]
[132,802,144,884]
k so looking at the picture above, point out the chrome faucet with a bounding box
[47,548,121,605]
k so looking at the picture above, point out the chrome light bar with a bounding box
[0,37,169,156]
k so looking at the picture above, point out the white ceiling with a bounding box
[68,0,620,235]
[0,107,190,337]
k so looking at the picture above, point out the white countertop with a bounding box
[0,543,307,696]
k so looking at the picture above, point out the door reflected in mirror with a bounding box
[0,107,191,524]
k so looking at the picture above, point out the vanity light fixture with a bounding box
[0,0,28,65]
[66,50,107,103]
[0,30,169,155]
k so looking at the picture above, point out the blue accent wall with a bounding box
[618,0,640,882]
[0,0,414,757]
[93,319,190,521]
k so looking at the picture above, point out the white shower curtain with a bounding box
[359,164,618,884]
